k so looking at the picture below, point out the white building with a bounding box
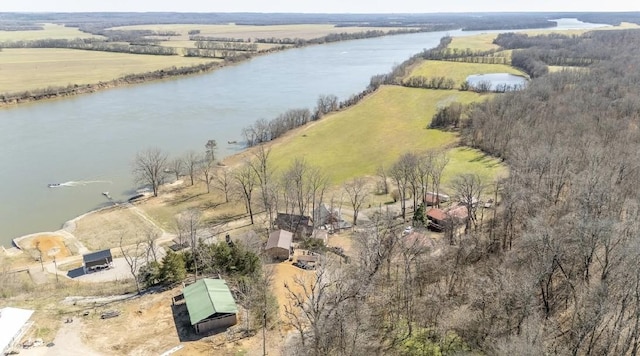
[0,307,34,353]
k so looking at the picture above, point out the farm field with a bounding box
[0,48,218,94]
[264,85,502,184]
[0,23,102,41]
[448,33,501,52]
[110,23,411,41]
[407,60,527,86]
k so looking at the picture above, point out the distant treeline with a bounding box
[493,32,615,77]
[255,28,430,46]
[0,38,177,55]
[421,47,509,65]
[462,19,557,31]
[184,48,254,60]
[0,62,222,105]
[194,41,258,51]
[189,35,247,42]
[2,12,640,32]
[0,25,43,31]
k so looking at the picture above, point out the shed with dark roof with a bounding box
[82,249,113,273]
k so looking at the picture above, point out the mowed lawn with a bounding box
[0,23,102,41]
[110,23,409,41]
[267,85,499,184]
[408,60,527,87]
[0,48,218,94]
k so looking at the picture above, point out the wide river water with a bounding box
[0,19,607,246]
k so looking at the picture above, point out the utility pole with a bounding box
[53,255,59,283]
[36,242,44,271]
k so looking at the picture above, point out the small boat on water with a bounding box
[48,183,61,188]
[102,191,112,199]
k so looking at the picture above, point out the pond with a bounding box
[465,73,528,92]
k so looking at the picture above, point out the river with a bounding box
[0,19,608,246]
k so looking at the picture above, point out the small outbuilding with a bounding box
[82,249,113,273]
[265,229,293,260]
[0,307,34,354]
[179,279,238,334]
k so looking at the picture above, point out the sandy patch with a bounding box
[267,262,314,323]
[15,233,73,261]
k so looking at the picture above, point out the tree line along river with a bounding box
[0,19,608,246]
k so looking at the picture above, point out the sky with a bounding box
[1,0,639,13]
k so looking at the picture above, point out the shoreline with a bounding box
[9,203,123,252]
[0,60,227,108]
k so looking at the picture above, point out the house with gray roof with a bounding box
[265,229,293,260]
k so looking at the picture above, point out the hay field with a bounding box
[0,23,102,41]
[449,33,501,52]
[407,60,527,86]
[266,85,498,184]
[111,23,408,41]
[0,48,218,94]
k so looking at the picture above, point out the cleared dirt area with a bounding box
[0,48,218,94]
[14,233,75,261]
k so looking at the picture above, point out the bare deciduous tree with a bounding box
[199,156,215,194]
[183,150,200,186]
[213,167,233,203]
[120,235,144,294]
[132,148,168,197]
[234,162,257,225]
[250,145,276,229]
[430,150,449,208]
[376,165,389,194]
[343,177,369,226]
[176,209,202,280]
[169,157,183,181]
[451,173,484,234]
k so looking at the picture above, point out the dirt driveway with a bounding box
[18,319,104,356]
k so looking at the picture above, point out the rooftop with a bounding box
[266,229,293,250]
[426,208,448,221]
[82,249,112,263]
[183,279,238,325]
[0,307,34,353]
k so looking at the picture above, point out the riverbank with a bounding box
[0,59,226,108]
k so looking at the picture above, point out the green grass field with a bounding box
[407,60,527,87]
[0,48,219,94]
[265,85,500,185]
[0,23,102,41]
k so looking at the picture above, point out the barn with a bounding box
[82,249,113,273]
[265,229,293,260]
[180,279,238,334]
[0,307,34,354]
